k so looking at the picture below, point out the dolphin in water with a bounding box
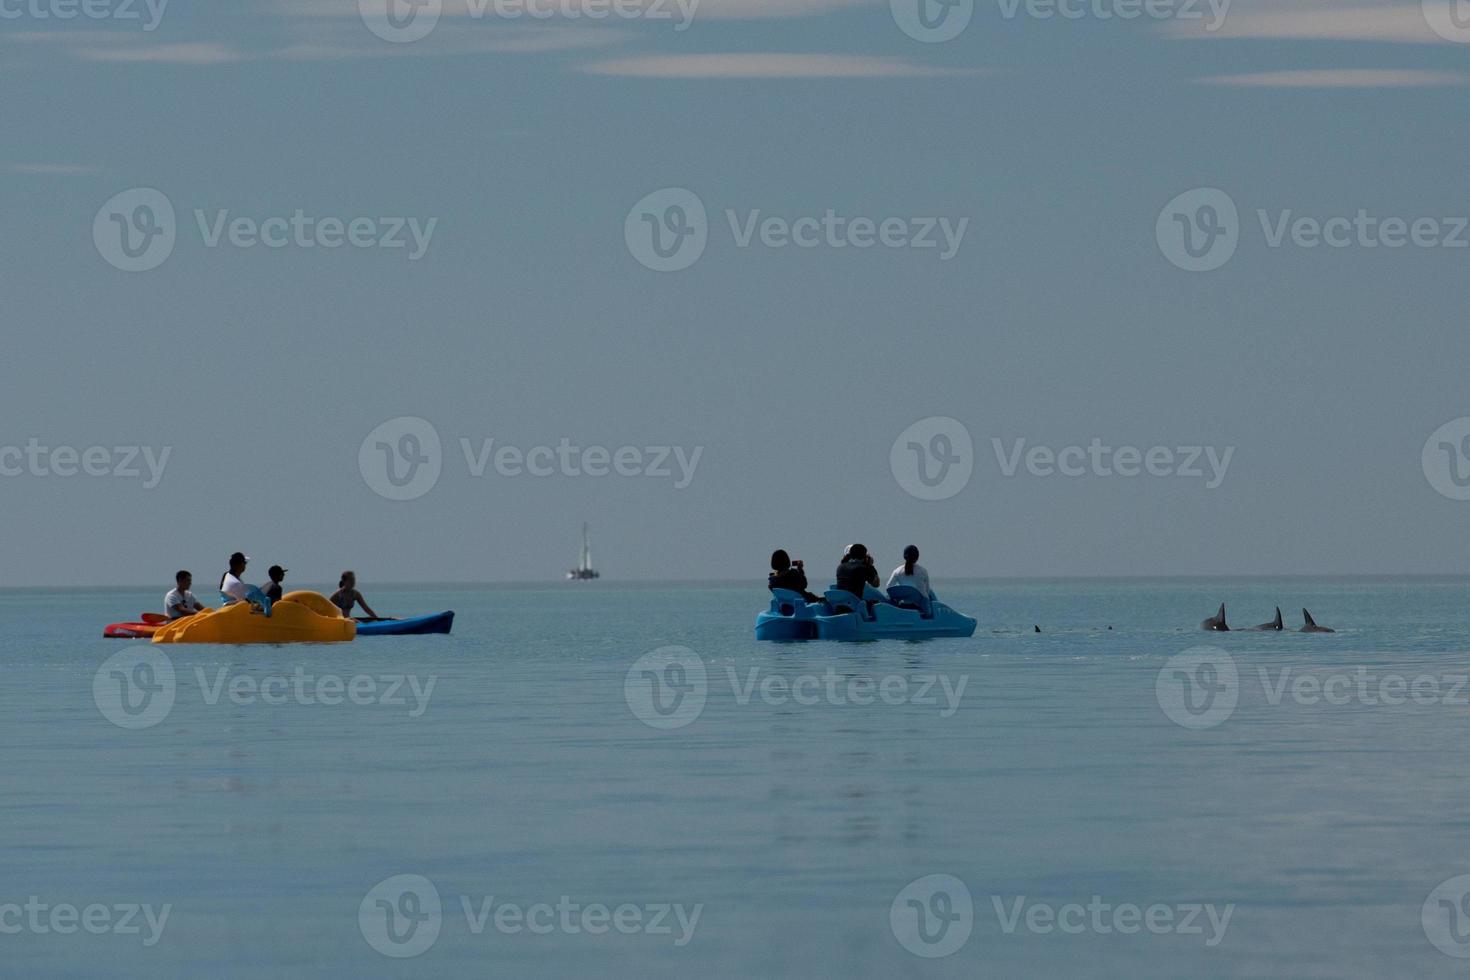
[1201,603,1229,631]
[1300,609,1335,633]
[1244,607,1283,631]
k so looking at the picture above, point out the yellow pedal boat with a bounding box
[151,591,356,644]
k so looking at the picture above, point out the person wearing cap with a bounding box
[886,545,932,597]
[218,552,273,615]
[219,552,253,604]
[834,543,880,599]
[262,565,287,603]
[165,570,205,620]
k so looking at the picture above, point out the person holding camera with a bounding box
[835,543,881,599]
[768,549,820,602]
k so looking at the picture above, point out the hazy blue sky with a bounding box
[4,0,1470,586]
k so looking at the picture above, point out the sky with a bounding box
[3,0,1470,586]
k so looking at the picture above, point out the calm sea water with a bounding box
[5,579,1470,978]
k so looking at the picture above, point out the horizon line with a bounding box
[9,572,1470,591]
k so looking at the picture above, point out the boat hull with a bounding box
[356,611,454,635]
[151,592,355,644]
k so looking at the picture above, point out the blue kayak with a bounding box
[756,587,975,641]
[355,611,454,636]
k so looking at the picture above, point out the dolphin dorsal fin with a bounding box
[1302,608,1316,627]
[1272,607,1282,629]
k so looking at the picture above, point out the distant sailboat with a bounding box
[567,523,600,580]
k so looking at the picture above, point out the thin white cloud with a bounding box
[582,53,976,77]
[10,163,103,176]
[276,25,630,60]
[1196,68,1470,86]
[1162,2,1450,43]
[71,42,248,64]
[2,23,627,66]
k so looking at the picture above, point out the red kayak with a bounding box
[103,612,169,639]
[103,621,161,639]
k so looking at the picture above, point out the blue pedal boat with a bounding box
[755,586,975,641]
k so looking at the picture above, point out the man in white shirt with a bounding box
[220,552,255,604]
[165,570,205,620]
[886,545,932,596]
